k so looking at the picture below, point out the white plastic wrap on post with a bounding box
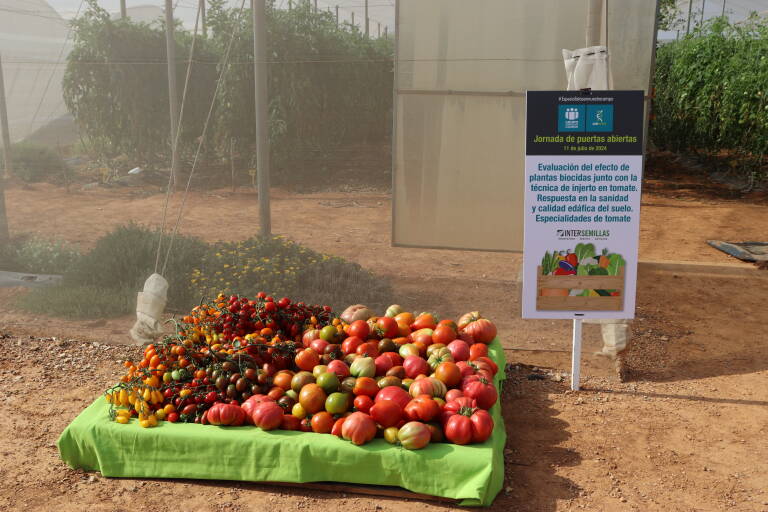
[562,46,612,91]
[571,319,583,391]
[129,273,168,344]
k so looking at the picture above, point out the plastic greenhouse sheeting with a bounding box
[392,0,658,252]
[58,340,507,506]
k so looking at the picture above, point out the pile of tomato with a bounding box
[105,294,501,450]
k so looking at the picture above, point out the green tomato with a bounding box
[316,372,340,394]
[325,392,349,415]
[171,369,181,381]
[319,325,338,342]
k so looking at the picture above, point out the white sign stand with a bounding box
[571,318,582,390]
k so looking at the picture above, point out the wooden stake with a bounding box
[0,53,11,245]
[252,0,271,236]
[364,0,369,37]
[120,0,127,18]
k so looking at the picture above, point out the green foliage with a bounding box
[1,142,69,183]
[15,227,391,318]
[652,16,768,180]
[63,0,393,180]
[16,285,136,319]
[11,238,81,274]
[62,0,219,163]
[65,223,208,311]
[193,235,393,311]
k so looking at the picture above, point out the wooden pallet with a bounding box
[537,265,624,311]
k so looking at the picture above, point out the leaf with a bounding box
[574,243,595,262]
[576,264,590,276]
[607,254,626,276]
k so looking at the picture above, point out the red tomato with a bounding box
[432,325,456,345]
[356,341,380,358]
[381,352,403,367]
[206,402,247,426]
[295,349,320,372]
[374,354,394,376]
[445,389,464,402]
[310,411,335,433]
[166,412,180,423]
[457,313,497,344]
[348,320,370,340]
[309,338,328,354]
[369,400,403,428]
[353,377,379,397]
[410,331,433,347]
[353,394,374,413]
[341,412,377,445]
[403,355,429,379]
[444,414,473,445]
[404,395,441,422]
[341,336,364,355]
[474,356,499,375]
[251,402,283,430]
[280,414,302,431]
[375,317,399,339]
[331,417,346,437]
[463,378,498,410]
[447,340,470,362]
[434,361,462,387]
[374,385,411,410]
[327,359,350,379]
[302,329,321,348]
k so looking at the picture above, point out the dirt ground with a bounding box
[1,161,767,511]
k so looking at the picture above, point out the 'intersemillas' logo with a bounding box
[557,228,610,238]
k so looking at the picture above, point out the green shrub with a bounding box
[65,223,208,311]
[12,237,81,274]
[652,16,768,179]
[193,235,393,310]
[2,142,68,183]
[16,285,135,318]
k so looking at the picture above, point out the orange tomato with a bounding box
[394,312,415,326]
[434,362,462,387]
[295,348,320,372]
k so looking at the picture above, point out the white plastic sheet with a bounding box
[393,0,657,252]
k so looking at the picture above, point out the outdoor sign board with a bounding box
[522,90,644,319]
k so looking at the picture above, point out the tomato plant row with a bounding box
[105,293,501,450]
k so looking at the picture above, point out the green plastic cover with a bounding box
[58,340,507,506]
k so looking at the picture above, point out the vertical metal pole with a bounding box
[335,5,339,27]
[351,11,355,28]
[586,0,603,47]
[164,0,179,189]
[314,0,317,13]
[377,21,380,38]
[364,0,369,37]
[120,0,127,18]
[288,0,292,11]
[686,0,693,34]
[700,0,706,26]
[252,0,271,236]
[384,25,387,38]
[0,54,11,245]
[721,0,726,16]
[571,319,583,391]
[201,0,207,37]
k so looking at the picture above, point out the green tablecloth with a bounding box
[58,340,507,506]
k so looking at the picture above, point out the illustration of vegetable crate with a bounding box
[537,243,626,311]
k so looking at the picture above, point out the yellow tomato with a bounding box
[115,416,129,424]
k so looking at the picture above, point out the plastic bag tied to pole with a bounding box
[562,45,612,91]
[129,273,168,344]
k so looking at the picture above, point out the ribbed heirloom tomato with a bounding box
[341,412,377,445]
[295,349,320,371]
[404,395,441,422]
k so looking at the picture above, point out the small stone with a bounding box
[551,374,563,382]
[87,475,96,483]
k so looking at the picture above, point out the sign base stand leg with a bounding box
[571,318,583,391]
